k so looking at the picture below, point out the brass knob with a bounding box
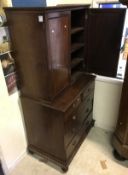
[72,115,76,120]
[51,29,55,33]
[77,98,80,102]
[119,122,123,125]
[64,25,67,29]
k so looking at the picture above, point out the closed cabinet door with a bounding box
[46,13,70,99]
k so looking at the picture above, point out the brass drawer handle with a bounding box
[64,25,67,29]
[73,97,80,108]
[72,115,76,120]
[119,122,123,125]
[51,29,55,33]
[77,97,80,102]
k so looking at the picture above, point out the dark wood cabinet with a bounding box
[111,1,128,161]
[87,9,125,77]
[21,74,95,170]
[112,60,128,160]
[4,5,126,171]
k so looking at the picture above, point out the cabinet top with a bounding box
[4,4,90,12]
[39,73,95,112]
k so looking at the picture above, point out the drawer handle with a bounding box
[73,98,80,108]
[77,97,80,102]
[119,122,123,125]
[51,29,55,33]
[64,25,67,29]
[72,115,76,120]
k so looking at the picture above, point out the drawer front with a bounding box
[66,112,93,158]
[82,81,95,101]
[64,96,93,147]
[64,82,94,147]
[77,92,93,124]
[64,95,81,122]
[64,111,80,147]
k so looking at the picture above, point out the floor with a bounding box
[8,127,128,175]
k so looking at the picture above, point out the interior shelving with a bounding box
[71,58,84,69]
[71,43,84,53]
[71,27,84,35]
[70,9,86,79]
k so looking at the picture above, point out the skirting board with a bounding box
[94,121,115,132]
[3,150,26,174]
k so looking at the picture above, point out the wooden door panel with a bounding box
[87,9,126,77]
[47,14,70,98]
[115,80,128,142]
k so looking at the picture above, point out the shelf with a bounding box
[71,27,84,35]
[71,58,84,69]
[71,43,84,53]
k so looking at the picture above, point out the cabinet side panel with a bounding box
[115,80,128,143]
[5,10,51,101]
[21,96,66,160]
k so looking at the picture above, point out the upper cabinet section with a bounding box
[87,9,126,78]
[4,6,89,102]
[4,5,126,101]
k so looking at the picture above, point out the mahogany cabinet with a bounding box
[112,66,128,160]
[4,5,126,171]
[111,0,128,161]
[21,74,95,171]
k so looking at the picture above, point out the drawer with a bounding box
[64,95,81,121]
[66,112,93,158]
[81,82,95,101]
[64,111,81,147]
[77,93,93,123]
[64,98,93,147]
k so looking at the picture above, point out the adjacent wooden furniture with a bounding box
[112,59,128,160]
[4,5,126,171]
[112,0,128,161]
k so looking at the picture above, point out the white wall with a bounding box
[0,0,27,174]
[93,76,123,131]
[0,62,27,174]
[46,0,93,6]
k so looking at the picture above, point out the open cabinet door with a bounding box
[87,9,126,77]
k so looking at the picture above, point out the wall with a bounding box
[46,0,93,6]
[93,76,123,131]
[0,0,27,174]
